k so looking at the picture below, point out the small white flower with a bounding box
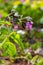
[17,30,25,35]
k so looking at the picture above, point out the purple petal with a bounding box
[26,22,33,30]
[14,25,18,29]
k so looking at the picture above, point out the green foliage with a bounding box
[33,30,43,38]
[26,53,32,60]
[0,32,24,57]
[31,55,39,64]
[15,4,43,26]
[0,19,24,57]
[9,32,24,51]
[0,26,11,43]
[24,42,30,48]
[35,59,43,65]
[31,42,41,50]
[32,55,43,65]
[0,20,11,25]
[2,41,17,57]
[0,0,13,13]
[0,10,8,18]
[0,60,4,65]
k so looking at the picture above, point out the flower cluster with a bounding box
[26,21,33,30]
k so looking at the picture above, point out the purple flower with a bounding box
[14,25,18,29]
[26,21,33,30]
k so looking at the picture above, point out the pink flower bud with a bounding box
[14,25,18,29]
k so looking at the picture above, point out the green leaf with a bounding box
[1,32,24,57]
[2,41,17,57]
[0,21,11,25]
